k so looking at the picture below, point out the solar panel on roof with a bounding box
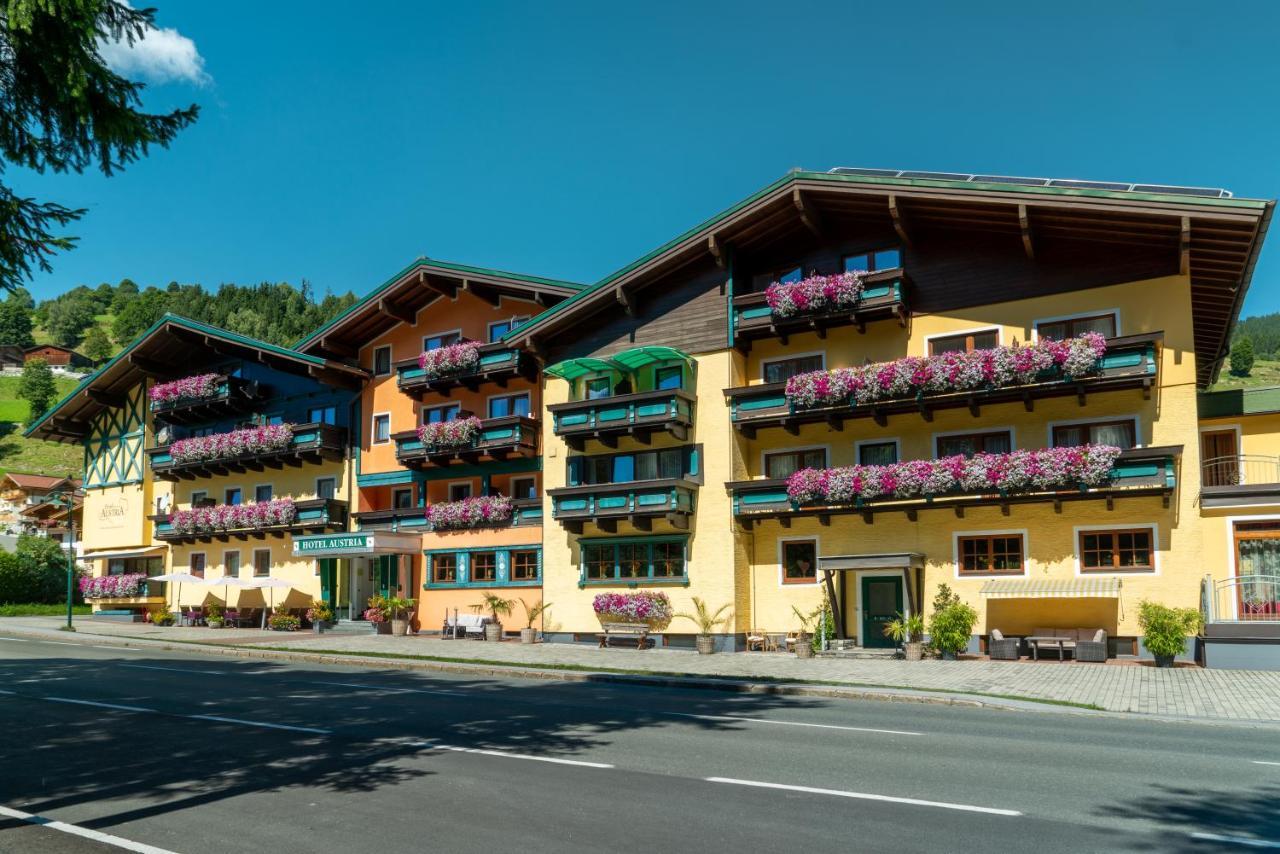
[1045,179,1134,191]
[826,167,1232,199]
[1131,184,1229,198]
[972,175,1050,187]
[828,167,901,177]
[897,171,972,181]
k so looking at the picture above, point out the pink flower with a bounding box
[417,416,482,449]
[425,495,513,530]
[149,374,222,405]
[169,424,293,464]
[766,272,865,318]
[418,341,481,378]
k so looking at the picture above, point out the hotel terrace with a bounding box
[29,168,1280,668]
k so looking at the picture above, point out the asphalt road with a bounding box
[0,635,1277,854]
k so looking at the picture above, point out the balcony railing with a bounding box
[549,389,695,450]
[725,332,1161,438]
[1200,454,1280,506]
[392,416,538,468]
[1206,574,1280,623]
[151,498,348,544]
[353,497,543,533]
[395,342,535,398]
[732,269,909,347]
[150,375,265,425]
[727,446,1178,527]
[547,479,697,534]
[147,423,347,481]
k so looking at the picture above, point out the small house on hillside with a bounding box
[24,345,92,369]
[0,346,24,369]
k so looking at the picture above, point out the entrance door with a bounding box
[349,558,373,620]
[1202,430,1239,487]
[861,575,903,648]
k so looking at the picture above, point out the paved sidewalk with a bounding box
[4,616,1279,722]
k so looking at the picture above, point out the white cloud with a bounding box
[99,18,210,86]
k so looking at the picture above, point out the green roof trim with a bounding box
[1199,386,1280,419]
[294,258,586,351]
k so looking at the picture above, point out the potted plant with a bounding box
[676,597,733,655]
[267,607,300,631]
[518,598,549,644]
[307,600,335,634]
[884,612,926,660]
[1138,600,1202,667]
[204,602,225,629]
[152,608,175,627]
[383,596,416,636]
[472,592,515,641]
[791,604,819,659]
[363,601,388,634]
[928,597,978,660]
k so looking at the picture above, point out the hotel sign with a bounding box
[293,533,373,556]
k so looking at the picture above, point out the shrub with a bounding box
[152,609,176,626]
[0,535,82,605]
[268,608,300,631]
[1230,336,1255,377]
[1137,600,1202,659]
[306,600,334,623]
[928,599,978,656]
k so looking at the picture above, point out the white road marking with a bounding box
[42,641,80,646]
[316,680,464,696]
[0,637,29,642]
[670,712,921,736]
[45,696,156,714]
[406,739,612,768]
[120,663,226,675]
[1253,760,1280,767]
[0,804,181,854]
[706,777,1022,816]
[1190,831,1280,849]
[0,688,14,695]
[92,644,140,651]
[189,714,330,735]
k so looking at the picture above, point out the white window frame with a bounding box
[922,326,1003,357]
[931,425,1017,458]
[488,316,529,343]
[1222,514,1280,621]
[854,437,902,466]
[760,350,826,383]
[422,328,464,353]
[189,551,207,577]
[951,528,1030,580]
[371,412,391,445]
[509,475,537,499]
[372,344,393,377]
[759,444,830,481]
[252,548,272,578]
[447,480,473,502]
[1031,309,1121,341]
[252,483,274,504]
[778,535,821,587]
[1072,522,1160,577]
[190,490,207,506]
[223,486,243,506]
[486,390,532,419]
[315,477,337,500]
[222,549,241,578]
[392,487,414,509]
[1046,415,1141,449]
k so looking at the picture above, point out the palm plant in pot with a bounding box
[883,612,925,660]
[1138,600,1202,667]
[384,596,416,636]
[676,597,732,654]
[204,602,225,629]
[472,592,515,641]
[791,604,820,659]
[518,598,549,644]
[306,600,335,633]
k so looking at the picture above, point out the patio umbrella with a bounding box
[204,576,252,622]
[149,572,204,611]
[242,578,291,627]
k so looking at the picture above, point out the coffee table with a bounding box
[1027,635,1072,661]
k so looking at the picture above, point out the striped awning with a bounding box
[979,577,1122,599]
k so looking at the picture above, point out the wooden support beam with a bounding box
[85,388,126,408]
[420,271,457,299]
[826,414,844,432]
[888,194,912,247]
[823,569,844,641]
[462,279,502,306]
[668,513,690,530]
[954,505,964,518]
[783,421,799,437]
[708,233,725,268]
[378,299,416,324]
[616,286,636,317]
[793,188,824,238]
[1000,501,1010,517]
[1022,391,1034,412]
[871,407,886,427]
[861,510,874,525]
[778,516,790,529]
[128,354,174,377]
[905,508,917,522]
[967,396,980,418]
[1053,499,1063,514]
[1077,385,1087,407]
[917,401,932,423]
[631,515,652,532]
[1018,204,1034,259]
[597,518,618,534]
[319,337,357,358]
[1180,216,1191,276]
[818,514,830,527]
[1106,495,1114,511]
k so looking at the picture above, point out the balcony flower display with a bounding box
[79,573,147,599]
[785,444,1123,505]
[765,271,865,318]
[784,333,1107,408]
[168,424,294,464]
[592,591,674,630]
[417,416,482,449]
[425,495,512,530]
[169,498,297,535]
[149,373,222,406]
[418,340,481,379]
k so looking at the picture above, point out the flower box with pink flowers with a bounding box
[425,495,513,531]
[148,373,225,408]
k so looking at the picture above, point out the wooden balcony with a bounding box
[547,479,697,534]
[548,389,695,450]
[392,416,538,468]
[1200,454,1280,508]
[395,342,535,399]
[147,423,347,481]
[732,269,908,349]
[725,332,1161,438]
[150,375,266,425]
[353,497,543,532]
[727,446,1179,529]
[150,498,348,544]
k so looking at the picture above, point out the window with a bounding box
[929,329,999,356]
[858,441,899,466]
[489,317,528,341]
[1037,313,1117,341]
[489,393,531,419]
[471,552,497,583]
[308,405,337,425]
[1080,528,1154,572]
[655,365,683,391]
[509,476,536,499]
[576,448,688,485]
[433,553,458,583]
[373,345,392,376]
[937,431,1012,458]
[261,414,284,426]
[765,448,826,480]
[423,331,461,351]
[422,403,461,424]
[190,553,206,578]
[316,478,336,500]
[585,376,612,400]
[254,484,273,503]
[782,540,817,584]
[372,414,391,445]
[1233,522,1280,619]
[581,539,688,582]
[191,490,208,506]
[763,354,824,384]
[393,488,413,510]
[843,247,902,272]
[223,551,240,578]
[511,550,539,581]
[1052,420,1136,449]
[225,488,242,506]
[751,265,802,291]
[448,482,472,501]
[253,549,271,577]
[958,535,1025,575]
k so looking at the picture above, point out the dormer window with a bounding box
[843,247,902,273]
[1036,312,1117,340]
[423,331,462,351]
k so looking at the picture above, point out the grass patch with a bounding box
[0,428,82,477]
[1210,358,1280,390]
[0,603,91,617]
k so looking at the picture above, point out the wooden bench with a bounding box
[597,622,654,649]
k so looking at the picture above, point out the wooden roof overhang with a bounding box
[26,316,367,444]
[296,260,584,361]
[507,172,1271,386]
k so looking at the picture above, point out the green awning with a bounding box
[544,356,622,381]
[609,346,694,372]
[545,347,694,381]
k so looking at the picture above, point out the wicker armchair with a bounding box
[988,629,1021,661]
[1075,629,1109,663]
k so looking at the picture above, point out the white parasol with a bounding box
[241,577,292,627]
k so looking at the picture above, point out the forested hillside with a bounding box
[1232,312,1280,360]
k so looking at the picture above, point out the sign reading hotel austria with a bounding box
[293,533,373,556]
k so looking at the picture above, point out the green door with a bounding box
[861,575,903,648]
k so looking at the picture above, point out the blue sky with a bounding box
[12,1,1280,317]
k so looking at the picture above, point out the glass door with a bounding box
[860,575,903,648]
[1236,522,1280,621]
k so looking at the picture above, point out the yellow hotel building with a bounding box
[30,168,1280,667]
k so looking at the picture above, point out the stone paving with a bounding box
[4,616,1279,723]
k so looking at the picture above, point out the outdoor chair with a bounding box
[745,628,768,652]
[223,608,240,627]
[988,629,1021,661]
[1075,629,1109,663]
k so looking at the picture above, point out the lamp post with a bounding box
[48,486,81,632]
